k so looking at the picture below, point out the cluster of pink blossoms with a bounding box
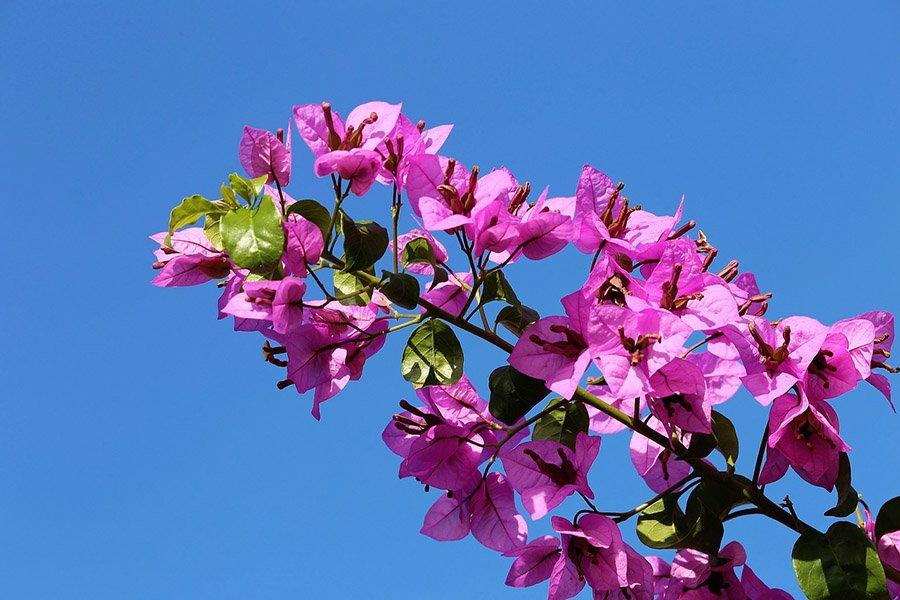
[151,100,898,600]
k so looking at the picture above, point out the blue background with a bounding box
[2,1,899,598]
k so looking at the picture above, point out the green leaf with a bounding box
[532,398,589,450]
[712,411,739,470]
[166,194,219,245]
[637,494,690,549]
[488,365,550,425]
[875,497,900,540]
[333,268,374,306]
[401,238,437,270]
[401,319,464,388]
[285,199,332,238]
[683,478,749,554]
[477,270,519,309]
[400,237,446,290]
[381,273,421,310]
[825,454,859,518]
[342,217,389,272]
[793,521,889,600]
[221,183,239,208]
[228,173,267,202]
[683,431,718,460]
[204,212,224,250]
[220,195,285,270]
[495,304,540,337]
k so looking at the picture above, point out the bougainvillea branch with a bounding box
[151,100,899,600]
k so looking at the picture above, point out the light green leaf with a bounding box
[229,172,267,202]
[166,194,220,245]
[220,195,285,270]
[204,212,224,250]
[637,494,690,549]
[333,268,374,306]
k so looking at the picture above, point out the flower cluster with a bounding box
[151,100,898,599]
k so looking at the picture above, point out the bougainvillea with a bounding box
[150,101,899,599]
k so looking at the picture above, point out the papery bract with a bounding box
[502,432,600,520]
[239,125,291,186]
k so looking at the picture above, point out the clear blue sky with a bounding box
[2,1,899,598]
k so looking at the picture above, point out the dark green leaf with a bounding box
[342,217,389,272]
[477,270,519,309]
[401,238,447,290]
[401,320,464,388]
[220,195,285,270]
[682,478,749,554]
[712,411,739,470]
[166,195,219,245]
[682,503,726,556]
[285,199,332,238]
[825,454,859,518]
[495,304,540,337]
[488,365,550,425]
[333,268,374,306]
[429,266,449,291]
[875,497,900,540]
[381,273,421,310]
[636,494,690,549]
[532,399,589,450]
[683,431,718,460]
[401,238,437,270]
[793,521,888,600]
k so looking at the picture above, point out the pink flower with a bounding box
[504,535,562,588]
[282,214,324,277]
[400,422,486,490]
[508,315,591,400]
[239,124,292,186]
[802,319,875,402]
[728,316,829,406]
[629,238,740,331]
[404,155,518,232]
[150,228,231,288]
[470,472,529,552]
[548,514,634,599]
[573,164,684,261]
[857,311,898,407]
[630,417,692,493]
[282,303,388,419]
[759,390,849,490]
[420,472,528,553]
[313,149,383,196]
[647,357,712,435]
[502,432,600,519]
[219,277,307,335]
[377,113,453,185]
[586,305,693,401]
[294,101,402,196]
